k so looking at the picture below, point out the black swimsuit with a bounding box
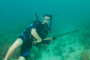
[18,21,48,59]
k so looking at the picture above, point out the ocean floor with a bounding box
[0,27,90,60]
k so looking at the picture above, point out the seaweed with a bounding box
[53,44,62,56]
[79,29,90,50]
[80,50,90,60]
[69,47,76,53]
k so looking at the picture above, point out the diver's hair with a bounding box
[43,14,52,19]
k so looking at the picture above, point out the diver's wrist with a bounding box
[36,38,42,43]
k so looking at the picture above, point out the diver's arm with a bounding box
[44,38,53,41]
[31,28,42,42]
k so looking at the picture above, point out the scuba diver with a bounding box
[4,14,54,60]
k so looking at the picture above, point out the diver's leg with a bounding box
[4,38,23,60]
[18,56,26,60]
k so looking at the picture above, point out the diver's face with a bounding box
[43,16,50,24]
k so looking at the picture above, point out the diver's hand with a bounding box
[52,36,56,41]
[44,38,53,41]
[46,38,53,41]
[44,36,56,41]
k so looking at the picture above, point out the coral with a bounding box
[79,29,90,49]
[80,50,89,60]
[52,43,62,56]
[69,47,76,53]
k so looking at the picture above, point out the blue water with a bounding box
[0,0,90,60]
[0,0,90,32]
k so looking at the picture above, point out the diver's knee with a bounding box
[13,38,23,48]
[18,56,26,60]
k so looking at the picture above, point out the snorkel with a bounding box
[49,15,52,33]
[35,12,39,21]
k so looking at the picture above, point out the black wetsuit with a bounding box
[18,20,49,59]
